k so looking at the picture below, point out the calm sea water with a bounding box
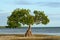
[0,27,60,36]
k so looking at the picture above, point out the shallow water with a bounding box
[0,27,60,36]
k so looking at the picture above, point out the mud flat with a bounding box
[0,34,60,40]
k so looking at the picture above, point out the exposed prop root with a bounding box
[25,29,32,37]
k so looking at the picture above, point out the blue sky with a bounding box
[0,0,60,27]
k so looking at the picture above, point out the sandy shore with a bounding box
[0,34,60,40]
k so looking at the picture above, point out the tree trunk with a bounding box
[25,25,32,37]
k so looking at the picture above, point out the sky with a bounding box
[0,0,60,27]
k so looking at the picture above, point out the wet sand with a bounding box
[0,34,60,40]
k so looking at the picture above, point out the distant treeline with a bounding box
[0,26,21,28]
[0,26,6,28]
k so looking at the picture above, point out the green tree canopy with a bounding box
[7,8,49,28]
[34,10,49,25]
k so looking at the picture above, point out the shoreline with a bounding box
[0,34,60,40]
